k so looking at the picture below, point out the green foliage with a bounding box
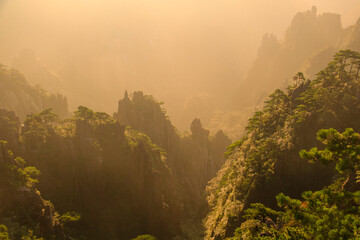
[117,91,178,151]
[74,106,95,121]
[131,234,157,240]
[15,104,183,239]
[20,230,43,240]
[59,212,81,224]
[20,166,41,188]
[14,157,26,167]
[74,106,116,129]
[224,139,245,157]
[0,142,40,189]
[0,225,10,240]
[300,128,360,175]
[22,108,58,148]
[6,164,40,189]
[0,143,60,240]
[24,109,58,126]
[232,128,360,239]
[292,72,305,84]
[125,127,166,155]
[206,50,360,240]
[242,203,281,221]
[0,109,20,147]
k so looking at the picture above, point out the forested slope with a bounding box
[231,127,360,239]
[205,50,360,239]
[0,107,180,239]
[0,91,230,239]
[0,64,68,121]
[0,139,66,239]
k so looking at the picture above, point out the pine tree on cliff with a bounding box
[234,128,360,239]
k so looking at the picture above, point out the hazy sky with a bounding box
[1,0,359,65]
[0,0,359,130]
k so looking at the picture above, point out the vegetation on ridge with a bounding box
[232,128,360,239]
[0,64,68,121]
[205,50,360,239]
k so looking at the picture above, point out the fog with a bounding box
[0,0,359,131]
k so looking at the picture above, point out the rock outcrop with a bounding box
[233,7,358,110]
[117,91,231,239]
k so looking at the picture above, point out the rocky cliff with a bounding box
[233,7,359,110]
[117,91,231,239]
[17,106,180,239]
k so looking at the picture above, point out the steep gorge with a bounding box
[0,90,231,239]
[117,91,231,238]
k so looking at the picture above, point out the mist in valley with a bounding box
[1,1,360,239]
[1,0,359,137]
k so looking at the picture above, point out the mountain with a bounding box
[303,16,360,78]
[339,18,360,53]
[233,7,359,111]
[18,107,180,239]
[0,63,68,121]
[117,91,231,239]
[0,88,230,239]
[13,49,65,95]
[204,50,360,239]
